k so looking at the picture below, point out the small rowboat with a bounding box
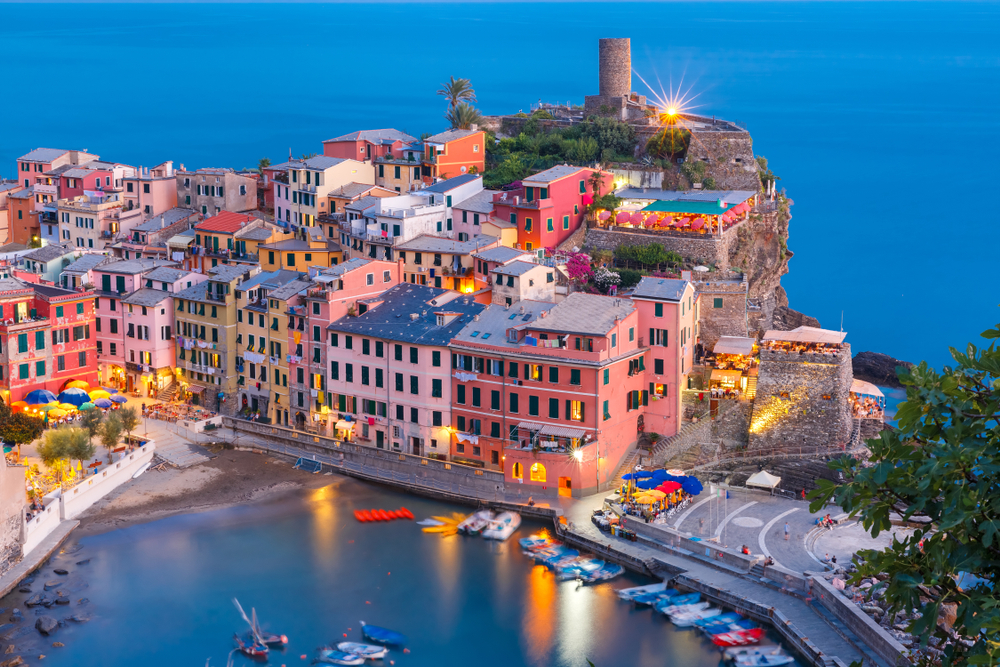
[337,642,388,659]
[658,600,709,616]
[233,633,268,659]
[457,509,494,535]
[696,611,741,628]
[360,621,407,645]
[616,582,667,601]
[724,646,789,662]
[712,628,764,647]
[316,649,365,665]
[671,607,722,626]
[483,512,521,541]
[732,649,794,666]
[519,534,554,551]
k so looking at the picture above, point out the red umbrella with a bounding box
[735,202,750,214]
[630,210,645,224]
[598,211,612,221]
[658,481,682,492]
[615,211,630,224]
[691,218,705,230]
[677,216,691,228]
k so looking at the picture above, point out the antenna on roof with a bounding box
[840,310,844,332]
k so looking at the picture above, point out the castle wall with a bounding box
[694,278,749,350]
[713,399,752,451]
[598,38,631,97]
[748,345,854,453]
[584,225,738,270]
[686,130,761,192]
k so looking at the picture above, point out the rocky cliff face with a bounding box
[852,351,914,389]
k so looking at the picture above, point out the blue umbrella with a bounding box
[621,473,635,481]
[681,478,704,495]
[24,389,57,405]
[110,394,128,404]
[634,470,654,479]
[101,387,119,394]
[635,479,658,489]
[93,398,113,408]
[57,388,90,406]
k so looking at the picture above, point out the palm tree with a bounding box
[437,76,476,110]
[446,103,484,130]
[257,157,271,177]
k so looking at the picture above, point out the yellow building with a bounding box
[173,264,258,412]
[258,229,343,272]
[263,278,313,426]
[234,269,306,421]
[192,212,291,273]
[395,234,497,291]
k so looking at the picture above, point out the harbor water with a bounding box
[1,475,799,666]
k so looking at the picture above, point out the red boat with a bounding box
[234,632,269,659]
[711,628,763,647]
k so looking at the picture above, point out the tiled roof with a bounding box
[142,267,190,283]
[258,238,339,252]
[61,254,111,273]
[327,284,484,346]
[209,264,252,283]
[423,174,480,193]
[241,269,303,291]
[8,187,34,199]
[472,246,530,264]
[453,189,497,214]
[317,258,370,278]
[0,276,32,294]
[451,301,555,347]
[346,195,381,213]
[395,234,496,254]
[528,292,635,336]
[425,129,480,144]
[323,129,416,144]
[62,167,97,178]
[268,278,311,302]
[194,211,256,234]
[23,244,75,263]
[492,260,542,277]
[235,225,276,241]
[329,182,379,199]
[132,208,197,232]
[123,288,171,307]
[97,258,178,275]
[523,164,588,185]
[0,242,28,254]
[631,277,690,302]
[18,148,69,163]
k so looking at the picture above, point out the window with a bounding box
[395,373,404,392]
[629,327,634,342]
[345,336,353,350]
[714,297,723,309]
[55,306,64,318]
[528,395,539,416]
[569,400,584,422]
[654,358,664,375]
[432,351,441,367]
[509,392,519,413]
[549,367,558,383]
[409,347,418,364]
[603,368,609,385]
[19,364,28,380]
[524,217,532,232]
[528,364,541,381]
[375,368,383,388]
[409,375,418,395]
[361,338,370,355]
[654,302,663,317]
[471,387,481,408]
[611,333,617,348]
[530,463,546,483]
[410,408,418,424]
[432,379,442,398]
[35,331,45,350]
[361,366,370,385]
[549,398,559,419]
[579,179,586,194]
[570,369,581,385]
[394,344,402,361]
[330,361,339,380]
[345,364,353,383]
[603,400,610,421]
[57,355,65,371]
[36,360,45,377]
[17,333,27,353]
[546,218,553,232]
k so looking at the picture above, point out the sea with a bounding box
[0,477,799,667]
[1,2,998,366]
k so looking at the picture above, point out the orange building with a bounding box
[422,130,485,184]
[6,189,41,246]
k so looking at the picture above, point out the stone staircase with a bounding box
[608,448,642,491]
[157,380,179,403]
[745,375,757,400]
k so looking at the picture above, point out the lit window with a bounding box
[529,462,546,483]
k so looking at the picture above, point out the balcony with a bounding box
[205,291,228,303]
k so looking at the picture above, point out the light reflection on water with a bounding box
[0,477,791,667]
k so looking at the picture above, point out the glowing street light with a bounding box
[573,449,583,462]
[666,107,677,116]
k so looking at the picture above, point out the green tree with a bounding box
[756,155,780,191]
[99,413,123,463]
[0,408,44,456]
[63,427,95,470]
[118,406,139,443]
[446,102,484,130]
[580,117,637,161]
[437,76,476,110]
[811,320,1000,665]
[80,408,103,447]
[646,127,691,161]
[257,157,271,177]
[37,430,71,483]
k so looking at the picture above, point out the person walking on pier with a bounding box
[784,522,790,540]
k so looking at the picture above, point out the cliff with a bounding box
[852,351,914,389]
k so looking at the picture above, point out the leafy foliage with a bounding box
[679,159,717,190]
[0,399,44,447]
[38,427,92,482]
[646,127,691,160]
[118,406,140,441]
[257,157,271,176]
[592,267,621,293]
[756,156,780,190]
[437,76,477,109]
[80,408,103,444]
[811,320,1000,665]
[99,413,123,460]
[565,252,594,284]
[616,268,643,288]
[614,243,683,268]
[446,102,484,130]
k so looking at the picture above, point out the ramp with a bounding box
[294,458,323,473]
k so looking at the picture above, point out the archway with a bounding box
[512,462,523,480]
[529,462,546,483]
[294,411,306,429]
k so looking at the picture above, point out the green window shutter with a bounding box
[655,302,663,317]
[116,276,125,292]
[549,398,559,419]
[579,179,586,194]
[56,306,63,318]
[642,390,648,406]
[36,360,45,377]
[102,275,110,291]
[19,364,28,380]
[529,395,539,416]
[491,390,500,410]
[563,215,569,229]
[35,331,44,350]
[509,392,518,412]
[603,368,609,385]
[570,369,580,385]
[77,303,83,314]
[17,333,27,353]
[565,400,571,420]
[714,297,723,308]
[546,218,553,232]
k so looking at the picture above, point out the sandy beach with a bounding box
[75,447,331,536]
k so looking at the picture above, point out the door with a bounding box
[412,437,422,457]
[558,477,573,498]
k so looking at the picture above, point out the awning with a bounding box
[711,369,743,383]
[335,420,355,431]
[762,326,847,345]
[517,421,545,432]
[746,470,782,489]
[187,385,206,394]
[850,379,884,398]
[539,424,587,440]
[714,336,755,356]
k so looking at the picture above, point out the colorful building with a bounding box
[265,278,313,427]
[395,234,497,291]
[15,148,99,192]
[175,167,257,216]
[258,230,342,272]
[55,193,143,250]
[271,156,375,227]
[491,165,612,251]
[326,284,484,456]
[0,277,98,404]
[489,260,556,306]
[19,244,82,283]
[190,212,288,273]
[470,246,534,292]
[421,130,485,183]
[121,162,178,220]
[448,293,647,497]
[322,129,417,163]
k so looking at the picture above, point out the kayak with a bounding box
[336,642,388,659]
[712,628,764,647]
[360,621,407,645]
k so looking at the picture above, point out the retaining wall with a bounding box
[810,575,910,667]
[22,491,62,555]
[61,445,156,520]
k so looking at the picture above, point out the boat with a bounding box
[532,544,571,563]
[316,649,365,665]
[519,534,554,551]
[653,592,701,613]
[616,582,667,601]
[417,518,445,526]
[233,633,268,660]
[360,621,407,645]
[457,509,494,535]
[724,646,788,662]
[482,511,521,541]
[695,612,742,628]
[542,550,581,569]
[711,628,765,647]
[581,562,625,584]
[733,651,794,666]
[336,642,388,659]
[132,462,151,479]
[704,619,757,636]
[632,588,681,606]
[555,557,604,579]
[657,600,709,617]
[670,607,722,627]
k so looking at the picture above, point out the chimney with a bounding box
[164,161,173,177]
[180,163,185,172]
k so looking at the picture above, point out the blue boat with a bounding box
[703,618,757,636]
[316,648,365,665]
[360,621,407,645]
[653,592,700,613]
[633,588,681,606]
[540,549,579,568]
[695,612,741,628]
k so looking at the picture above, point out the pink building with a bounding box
[470,246,534,292]
[15,148,99,195]
[491,165,612,251]
[324,283,483,457]
[630,277,698,438]
[322,129,417,163]
[448,293,648,497]
[122,162,178,219]
[59,166,114,200]
[92,258,180,392]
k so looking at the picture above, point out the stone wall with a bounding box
[858,417,886,444]
[713,399,752,451]
[681,389,711,420]
[0,457,24,575]
[598,38,631,97]
[686,130,761,192]
[584,225,737,269]
[748,345,854,453]
[695,278,749,350]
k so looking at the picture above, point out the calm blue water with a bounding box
[0,477,796,666]
[1,3,998,367]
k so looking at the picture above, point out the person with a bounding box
[823,553,831,562]
[831,554,837,564]
[784,522,790,540]
[527,496,535,507]
[141,402,146,417]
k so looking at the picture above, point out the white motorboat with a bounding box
[482,511,521,540]
[616,582,667,601]
[671,607,722,626]
[733,651,795,666]
[336,642,388,659]
[724,646,789,662]
[659,601,710,616]
[457,509,494,535]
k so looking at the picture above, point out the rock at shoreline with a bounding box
[770,306,820,331]
[69,614,90,623]
[1,656,25,667]
[8,609,22,623]
[24,595,48,608]
[853,351,914,389]
[16,588,29,594]
[53,569,68,576]
[75,560,90,566]
[35,616,57,635]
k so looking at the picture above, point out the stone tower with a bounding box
[598,38,631,98]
